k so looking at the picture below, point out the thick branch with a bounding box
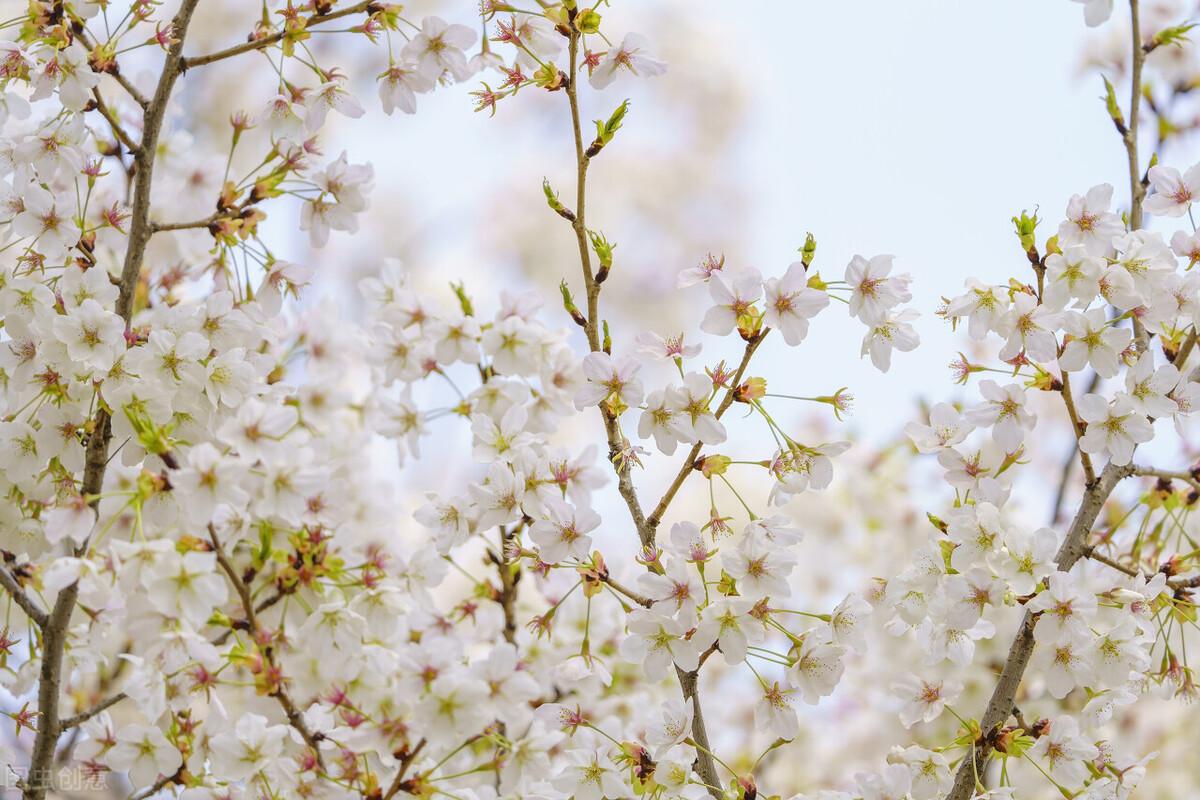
[23,5,202,798]
[946,462,1132,800]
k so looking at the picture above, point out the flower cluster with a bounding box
[806,4,1200,799]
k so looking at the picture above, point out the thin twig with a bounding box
[76,29,151,110]
[647,331,768,532]
[382,738,426,800]
[1130,464,1200,492]
[150,214,220,234]
[0,566,48,628]
[1058,372,1096,486]
[60,692,128,730]
[207,526,327,771]
[560,14,722,796]
[89,88,140,154]
[182,1,376,68]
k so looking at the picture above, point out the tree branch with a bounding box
[207,526,327,771]
[946,462,1133,800]
[0,565,48,628]
[561,17,722,796]
[1130,464,1200,492]
[59,692,128,730]
[23,4,203,797]
[1058,371,1096,486]
[181,0,376,69]
[89,87,140,155]
[76,29,150,110]
[647,331,768,534]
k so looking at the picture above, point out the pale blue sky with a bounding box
[316,1,1156,444]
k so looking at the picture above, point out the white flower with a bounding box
[1071,0,1114,26]
[203,348,256,408]
[918,617,995,667]
[1027,716,1099,788]
[378,62,434,115]
[638,557,703,622]
[638,387,690,455]
[672,372,726,444]
[754,680,800,739]
[845,254,912,323]
[106,724,182,787]
[768,441,851,502]
[589,33,667,90]
[635,330,701,362]
[1077,393,1153,466]
[891,674,962,728]
[965,380,1035,452]
[725,536,796,599]
[1043,245,1105,309]
[694,597,761,664]
[860,308,920,372]
[1027,570,1098,644]
[208,714,288,782]
[1120,353,1179,418]
[51,298,124,372]
[573,351,644,410]
[998,526,1057,595]
[552,747,628,800]
[402,16,477,81]
[763,261,829,345]
[305,79,365,132]
[619,608,699,680]
[471,405,534,463]
[645,698,694,758]
[904,403,974,453]
[528,498,599,563]
[144,551,229,627]
[827,593,872,654]
[791,639,846,704]
[418,671,490,743]
[945,279,1007,340]
[294,601,367,655]
[1143,163,1200,217]
[1058,184,1123,256]
[998,293,1060,362]
[1059,309,1131,378]
[700,268,762,336]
